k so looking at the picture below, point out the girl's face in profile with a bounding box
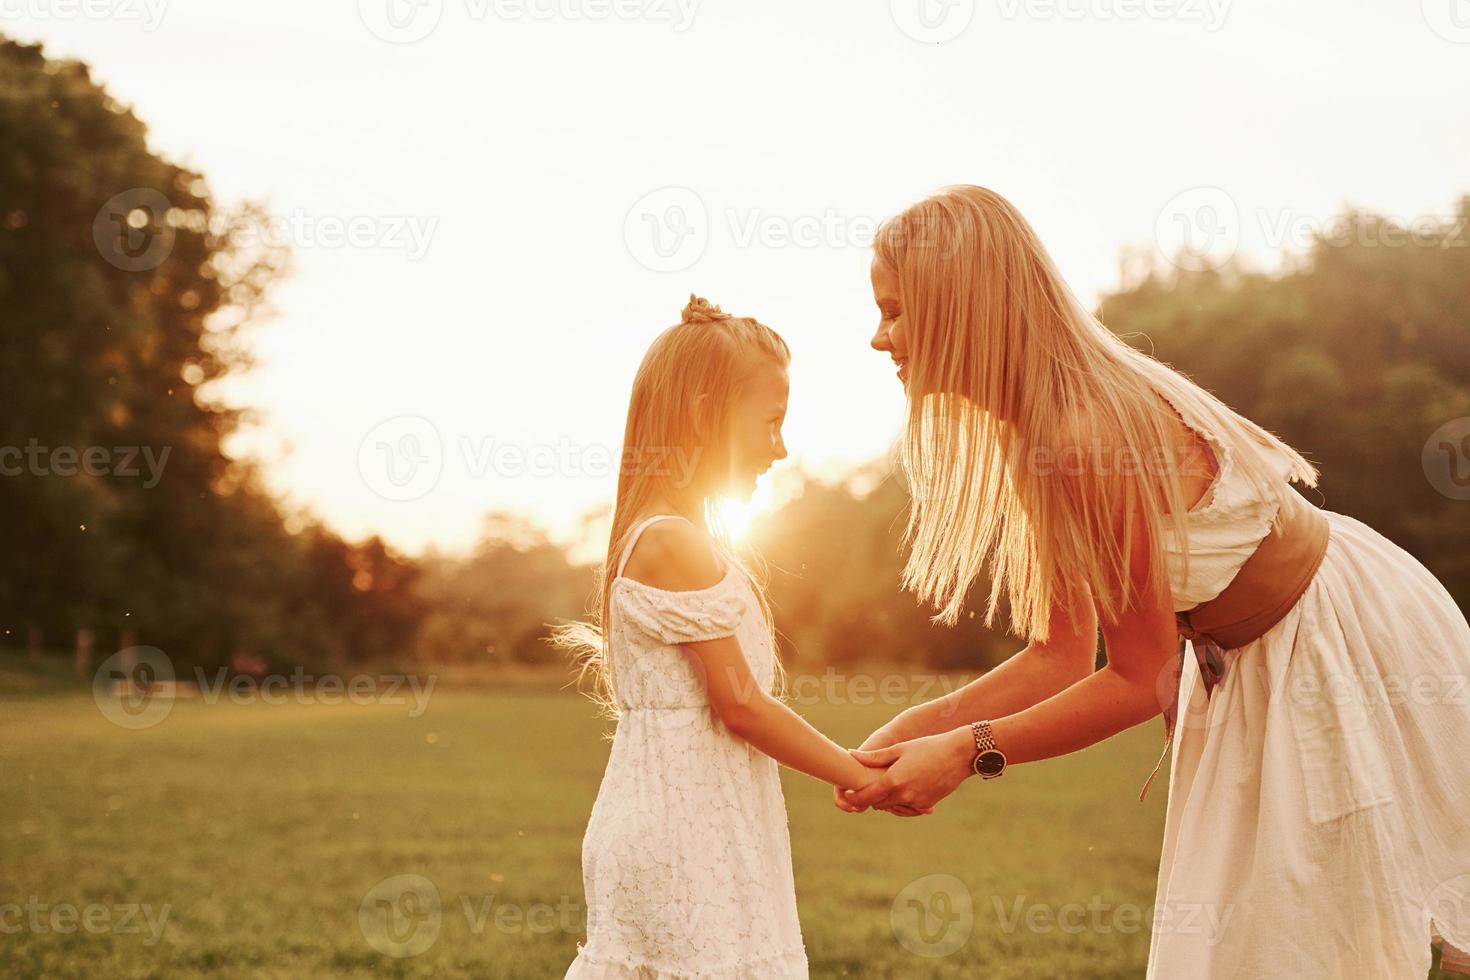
[721,357,789,501]
[869,257,909,384]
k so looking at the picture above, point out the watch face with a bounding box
[974,749,1006,778]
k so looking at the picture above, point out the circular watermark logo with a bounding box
[890,873,973,958]
[358,0,445,43]
[92,645,176,730]
[889,0,976,43]
[357,415,444,502]
[93,189,175,272]
[359,874,442,958]
[1423,417,1470,500]
[1422,0,1470,43]
[1155,185,1240,271]
[623,186,708,273]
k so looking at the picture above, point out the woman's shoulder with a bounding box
[1053,391,1219,524]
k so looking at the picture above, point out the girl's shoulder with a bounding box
[612,517,748,647]
[619,516,728,594]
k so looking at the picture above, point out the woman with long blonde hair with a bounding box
[561,296,883,979]
[839,186,1470,977]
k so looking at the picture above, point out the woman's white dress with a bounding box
[566,515,809,979]
[1148,392,1470,978]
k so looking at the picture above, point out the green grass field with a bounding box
[0,662,1459,978]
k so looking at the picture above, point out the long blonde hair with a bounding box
[554,295,789,714]
[875,186,1320,642]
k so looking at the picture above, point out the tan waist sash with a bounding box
[1139,488,1331,801]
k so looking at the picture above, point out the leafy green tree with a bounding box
[0,37,420,671]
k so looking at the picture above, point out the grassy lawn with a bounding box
[0,664,1459,978]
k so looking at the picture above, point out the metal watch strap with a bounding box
[971,720,996,754]
[970,720,1006,779]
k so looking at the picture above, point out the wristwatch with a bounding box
[970,720,1007,779]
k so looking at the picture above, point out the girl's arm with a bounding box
[683,633,883,793]
[624,518,881,794]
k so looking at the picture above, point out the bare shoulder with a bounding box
[620,519,727,592]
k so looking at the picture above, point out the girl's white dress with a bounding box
[1148,391,1470,978]
[566,515,809,979]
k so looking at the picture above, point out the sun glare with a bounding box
[718,479,776,543]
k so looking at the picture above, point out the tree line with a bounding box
[3,36,1465,677]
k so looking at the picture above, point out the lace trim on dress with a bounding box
[612,570,747,646]
[567,943,809,979]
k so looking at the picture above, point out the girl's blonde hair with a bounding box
[875,185,1319,642]
[554,295,789,714]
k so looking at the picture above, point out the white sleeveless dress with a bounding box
[565,515,809,979]
[1148,393,1470,978]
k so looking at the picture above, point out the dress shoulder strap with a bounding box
[615,514,690,579]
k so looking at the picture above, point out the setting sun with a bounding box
[718,478,777,542]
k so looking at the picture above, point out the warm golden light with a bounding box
[718,479,776,542]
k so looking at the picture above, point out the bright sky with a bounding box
[8,0,1468,558]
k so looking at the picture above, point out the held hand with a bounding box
[833,717,911,814]
[837,750,932,817]
[842,728,973,814]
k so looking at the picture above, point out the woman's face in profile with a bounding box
[869,257,909,385]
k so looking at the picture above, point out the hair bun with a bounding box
[681,294,731,324]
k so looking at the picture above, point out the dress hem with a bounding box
[566,943,808,979]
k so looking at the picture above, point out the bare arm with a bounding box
[868,584,1099,748]
[683,633,880,792]
[844,502,1179,811]
[835,582,1098,814]
[623,518,881,794]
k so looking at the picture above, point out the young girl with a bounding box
[559,295,882,979]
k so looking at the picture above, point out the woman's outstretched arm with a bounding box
[833,584,1098,813]
[867,584,1099,746]
[842,503,1180,813]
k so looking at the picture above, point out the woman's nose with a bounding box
[870,324,891,353]
[773,434,788,461]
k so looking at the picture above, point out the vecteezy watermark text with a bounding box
[357,415,707,502]
[0,898,171,946]
[193,668,436,717]
[358,874,713,958]
[94,647,437,729]
[1155,186,1469,271]
[356,0,699,44]
[0,441,170,488]
[0,0,168,30]
[992,895,1236,943]
[785,670,965,711]
[92,189,438,272]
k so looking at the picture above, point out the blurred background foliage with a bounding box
[2,37,1466,681]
